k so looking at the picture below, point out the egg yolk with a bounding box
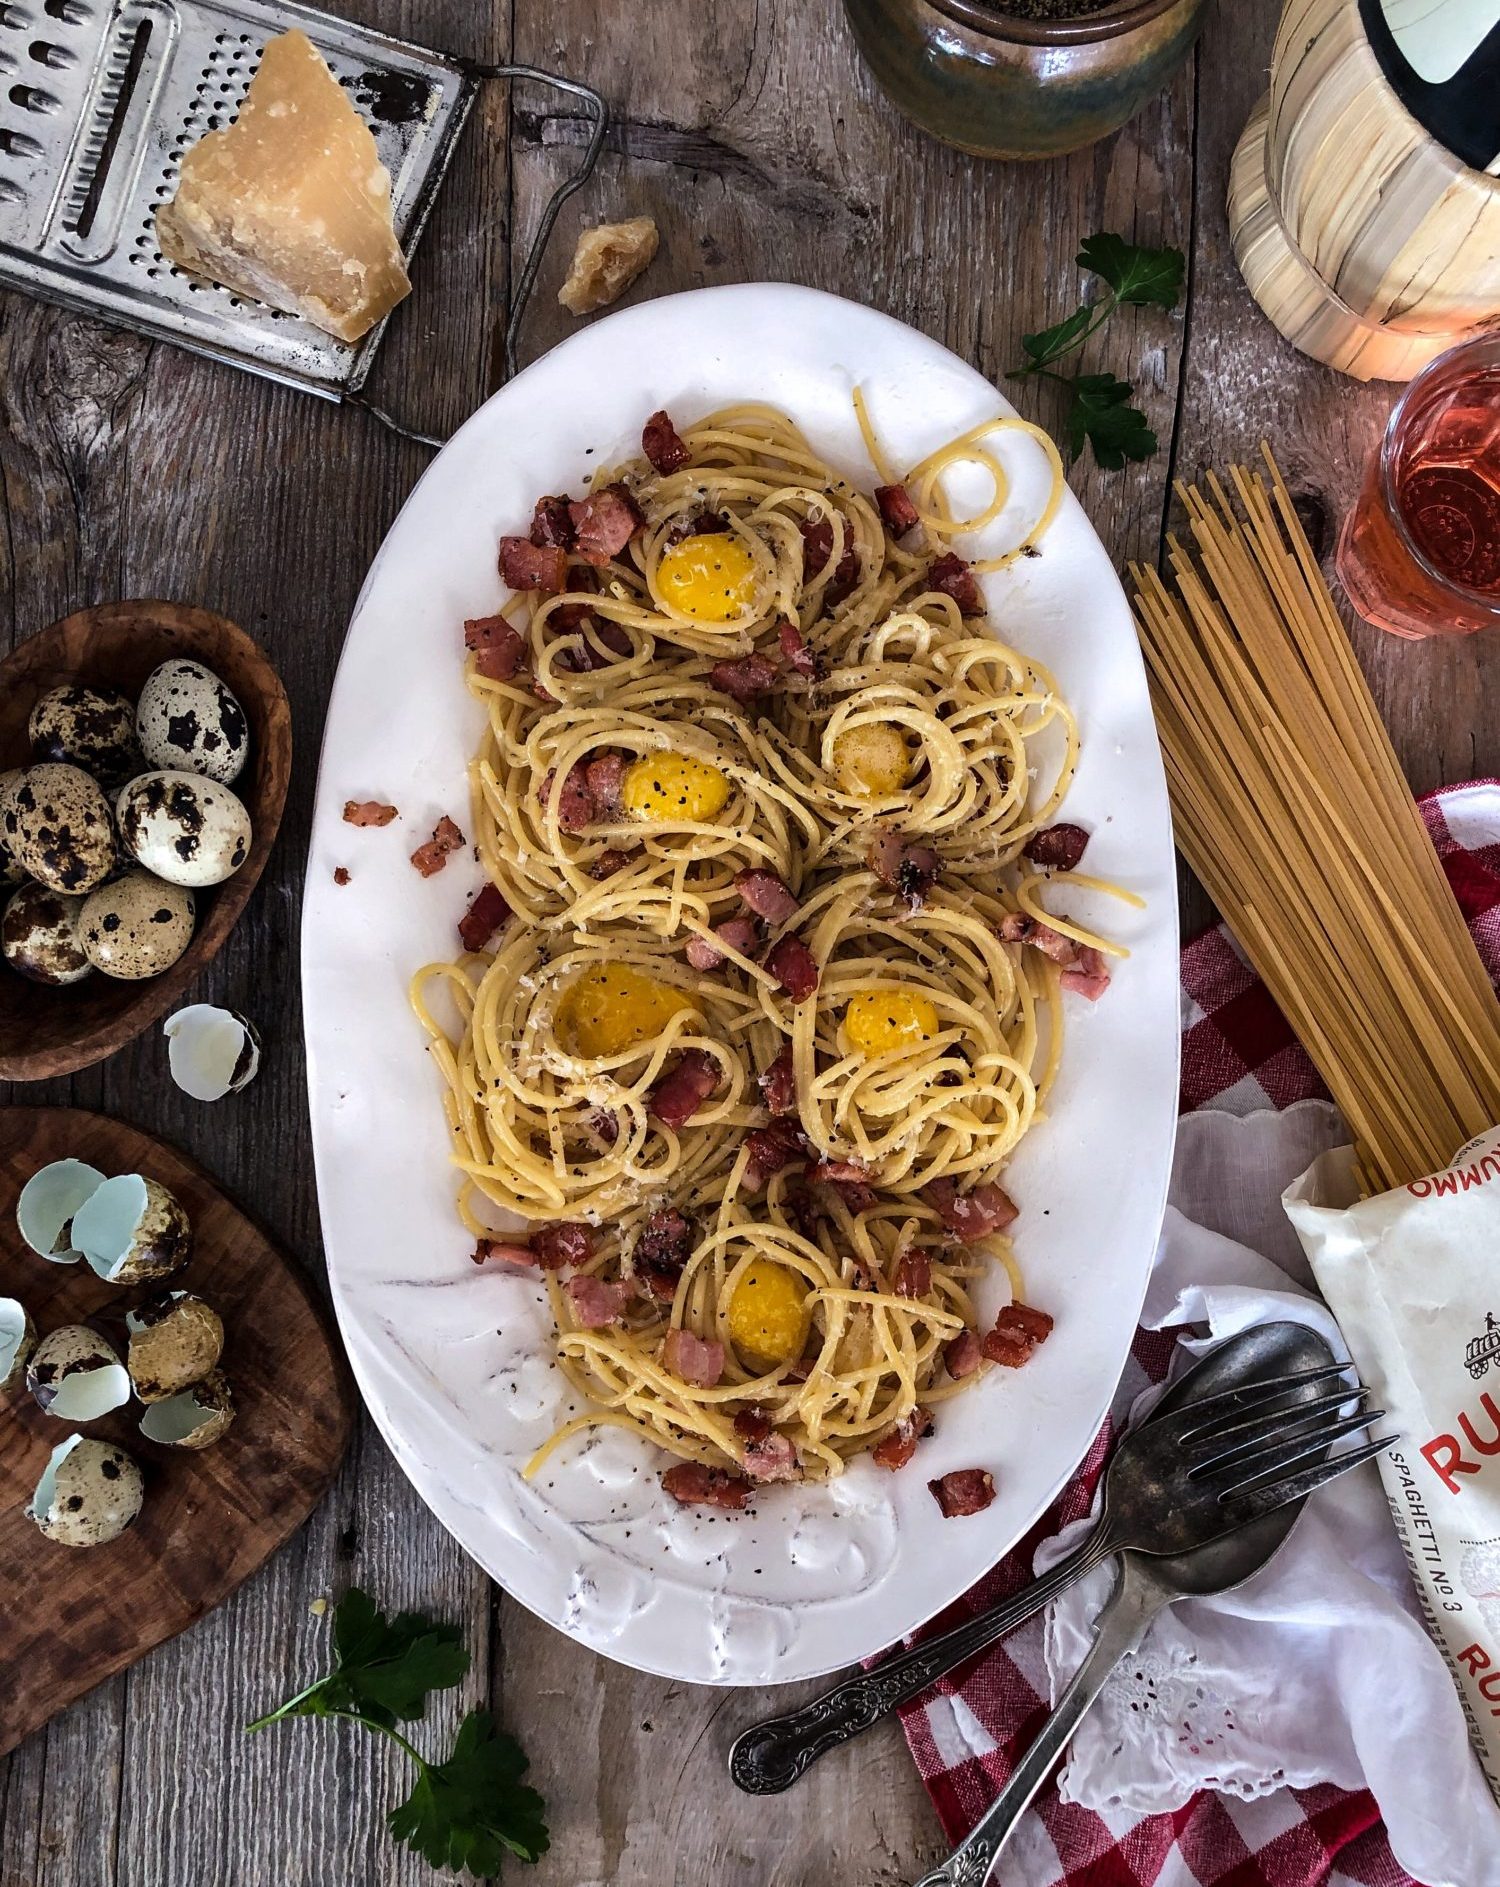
[844,988,943,1057]
[555,964,694,1058]
[726,1259,809,1367]
[656,532,757,622]
[622,752,732,823]
[833,723,913,798]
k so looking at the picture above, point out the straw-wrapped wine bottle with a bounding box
[1228,0,1500,382]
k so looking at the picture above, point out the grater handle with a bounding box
[353,61,609,449]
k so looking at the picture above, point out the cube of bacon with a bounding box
[661,1462,753,1509]
[925,1178,1018,1243]
[807,1158,875,1212]
[735,867,799,924]
[892,1248,932,1298]
[343,799,397,827]
[685,914,760,973]
[1060,946,1111,1002]
[709,653,780,704]
[565,1275,634,1329]
[591,848,637,882]
[500,536,569,594]
[778,616,820,680]
[585,754,625,820]
[929,1468,996,1517]
[531,1221,596,1271]
[568,482,645,565]
[982,1301,1054,1367]
[798,517,859,606]
[458,883,510,953]
[1023,823,1090,871]
[471,1238,538,1268]
[464,614,525,682]
[540,761,595,835]
[875,483,920,536]
[742,1119,809,1192]
[643,409,690,475]
[634,1208,694,1301]
[872,1406,933,1471]
[742,1430,802,1483]
[649,1049,722,1129]
[664,1327,725,1388]
[758,1043,797,1116]
[944,1330,982,1379]
[867,831,940,913]
[530,495,575,549]
[411,815,465,877]
[733,1406,772,1444]
[766,934,819,1001]
[927,552,984,616]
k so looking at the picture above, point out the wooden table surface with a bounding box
[3,2,1497,1882]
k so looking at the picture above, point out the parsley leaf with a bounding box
[389,1710,551,1871]
[248,1591,548,1877]
[1067,373,1158,469]
[1075,232,1185,309]
[1017,303,1094,372]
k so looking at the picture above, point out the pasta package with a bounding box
[1286,1125,1500,1803]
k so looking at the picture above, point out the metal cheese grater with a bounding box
[0,0,606,435]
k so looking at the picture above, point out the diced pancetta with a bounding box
[500,536,569,594]
[471,1238,538,1268]
[661,1462,753,1509]
[778,616,821,680]
[742,1119,809,1192]
[872,1406,933,1471]
[411,815,465,877]
[458,883,510,952]
[1060,946,1111,1002]
[568,482,645,565]
[929,1468,996,1517]
[766,934,819,1001]
[633,1208,694,1301]
[758,1043,797,1116]
[343,799,397,827]
[529,495,575,548]
[531,1221,597,1271]
[927,552,984,616]
[464,614,525,681]
[664,1327,725,1388]
[735,867,799,924]
[741,1431,802,1483]
[649,1049,722,1128]
[924,1178,1018,1243]
[866,831,940,913]
[1023,823,1090,870]
[642,409,690,475]
[981,1301,1054,1367]
[875,483,920,536]
[709,652,780,704]
[685,914,760,972]
[892,1248,932,1298]
[565,1274,634,1329]
[944,1330,982,1379]
[733,1406,772,1444]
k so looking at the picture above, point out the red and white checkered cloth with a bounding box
[897,781,1500,1887]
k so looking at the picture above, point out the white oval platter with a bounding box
[301,283,1180,1686]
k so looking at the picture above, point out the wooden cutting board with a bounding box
[0,1107,354,1757]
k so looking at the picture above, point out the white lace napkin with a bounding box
[1039,1103,1500,1887]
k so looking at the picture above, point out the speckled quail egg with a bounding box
[126,1291,223,1401]
[139,1368,235,1450]
[28,1434,144,1547]
[2,881,93,985]
[29,683,143,787]
[26,1323,131,1420]
[3,763,117,895]
[79,870,195,980]
[116,771,250,888]
[136,659,249,785]
[0,1297,35,1395]
[0,769,25,885]
[70,1172,193,1285]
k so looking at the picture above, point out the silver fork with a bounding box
[729,1321,1389,1796]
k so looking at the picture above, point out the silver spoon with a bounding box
[730,1321,1386,1795]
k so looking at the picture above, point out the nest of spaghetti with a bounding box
[415,399,1127,1511]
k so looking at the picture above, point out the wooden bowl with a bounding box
[0,602,291,1081]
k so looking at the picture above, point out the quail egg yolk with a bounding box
[833,723,913,798]
[727,1259,809,1367]
[556,964,693,1058]
[656,532,757,622]
[844,988,942,1057]
[622,752,732,823]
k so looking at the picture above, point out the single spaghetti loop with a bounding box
[413,399,1133,1490]
[1130,447,1500,1196]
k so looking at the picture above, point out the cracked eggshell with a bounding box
[139,1369,234,1449]
[136,659,249,785]
[116,771,250,889]
[126,1291,224,1401]
[16,1158,106,1262]
[29,1435,144,1547]
[26,1323,131,1420]
[28,683,143,788]
[163,1004,260,1100]
[70,1173,193,1285]
[0,1297,35,1394]
[0,768,25,884]
[3,763,118,895]
[2,880,93,985]
[79,870,195,980]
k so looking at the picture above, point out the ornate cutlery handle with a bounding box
[911,1556,1170,1887]
[728,1528,1117,1794]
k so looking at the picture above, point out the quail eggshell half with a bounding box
[4,763,117,895]
[26,1322,132,1420]
[29,1435,144,1547]
[16,1157,105,1261]
[2,881,93,985]
[126,1290,224,1401]
[116,771,250,888]
[0,768,25,884]
[71,1172,193,1285]
[79,870,195,980]
[0,1297,35,1394]
[29,683,143,788]
[139,1368,234,1449]
[136,658,250,785]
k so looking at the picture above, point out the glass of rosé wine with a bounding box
[1336,334,1500,640]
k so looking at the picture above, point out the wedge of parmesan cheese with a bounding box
[156,29,411,344]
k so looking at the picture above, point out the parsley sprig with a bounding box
[248,1588,549,1873]
[1008,232,1185,469]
